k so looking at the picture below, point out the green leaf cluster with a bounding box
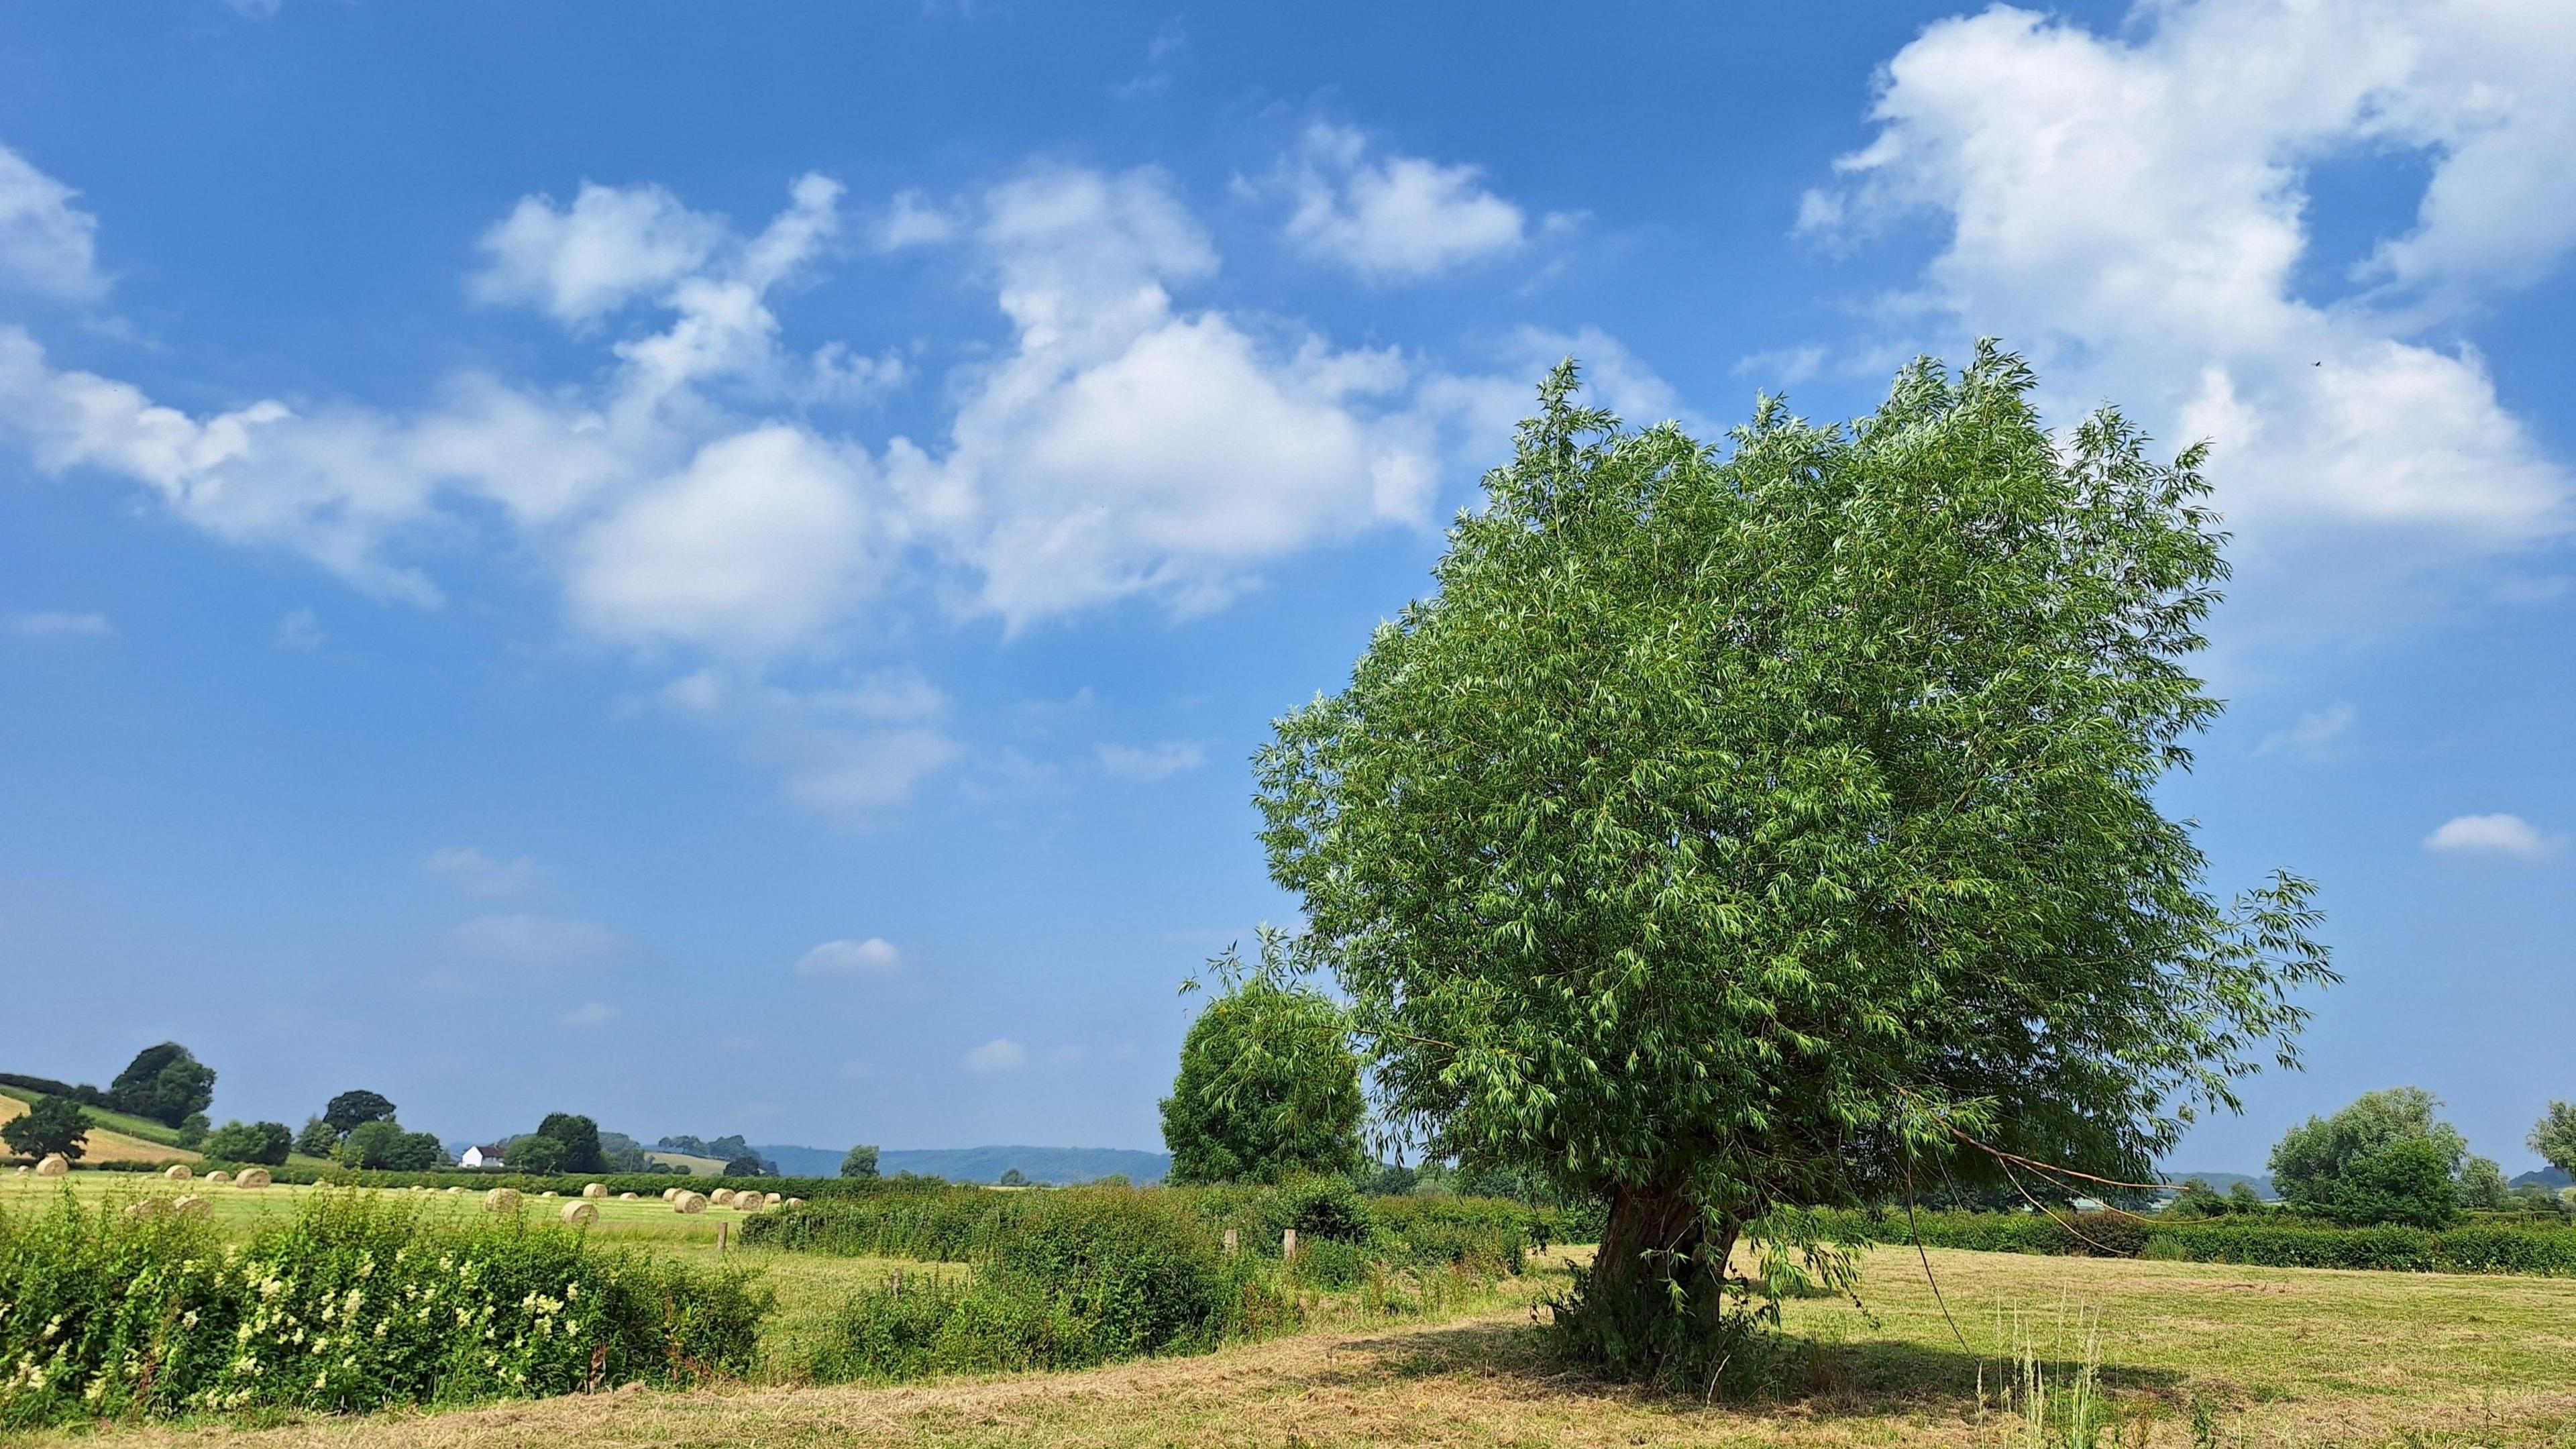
[1159,937,1368,1186]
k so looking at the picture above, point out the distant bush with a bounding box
[0,1189,767,1426]
[1817,1208,2576,1276]
[200,1119,293,1167]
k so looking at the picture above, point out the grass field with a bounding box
[9,1174,2573,1446]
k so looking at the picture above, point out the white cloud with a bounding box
[3,610,113,638]
[271,607,325,652]
[658,667,961,820]
[890,165,1442,625]
[424,846,546,901]
[1273,124,1528,283]
[568,425,881,657]
[451,912,621,969]
[469,180,727,326]
[1801,0,2576,627]
[559,1000,620,1028]
[795,937,901,976]
[2255,701,2358,759]
[2422,812,2563,859]
[963,1037,1026,1073]
[0,144,105,302]
[1095,740,1206,782]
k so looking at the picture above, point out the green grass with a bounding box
[0,1086,191,1146]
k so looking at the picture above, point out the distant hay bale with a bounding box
[710,1188,737,1205]
[559,1201,598,1226]
[661,1187,679,1201]
[484,1187,522,1214]
[618,1191,637,1200]
[233,1168,272,1189]
[34,1154,69,1178]
[672,1191,707,1215]
[207,1170,231,1184]
[445,1185,466,1194]
[163,1163,193,1181]
[126,1199,170,1218]
[172,1195,209,1218]
[786,1197,804,1206]
[582,1183,608,1198]
[763,1192,782,1205]
[541,1190,558,1198]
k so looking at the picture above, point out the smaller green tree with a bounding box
[998,1167,1029,1187]
[535,1112,606,1174]
[2531,1102,2576,1177]
[323,1089,398,1134]
[2459,1155,2510,1211]
[1160,933,1368,1185]
[3,1095,89,1161]
[2226,1180,2265,1213]
[720,1153,769,1178]
[202,1120,294,1167]
[337,1120,441,1171]
[2269,1087,2467,1228]
[840,1144,881,1180]
[509,1134,566,1175]
[292,1116,340,1159]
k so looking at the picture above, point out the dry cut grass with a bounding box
[0,1090,198,1165]
[22,1244,2576,1448]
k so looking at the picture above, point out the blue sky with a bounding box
[1,1,2568,1171]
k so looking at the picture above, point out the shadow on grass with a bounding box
[1309,1316,2184,1421]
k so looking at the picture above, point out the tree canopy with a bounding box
[2532,1102,2576,1177]
[3,1095,90,1161]
[1254,348,2333,1379]
[2267,1087,2466,1228]
[1160,937,1368,1186]
[202,1120,294,1167]
[534,1113,607,1175]
[323,1090,398,1134]
[841,1144,881,1180]
[109,1044,217,1128]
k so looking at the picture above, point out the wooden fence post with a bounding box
[1224,1227,1239,1256]
[716,1221,729,1253]
[1281,1227,1298,1264]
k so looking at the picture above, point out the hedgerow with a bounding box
[0,1188,767,1426]
[1817,1209,2576,1276]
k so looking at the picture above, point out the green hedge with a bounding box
[1817,1209,2576,1276]
[157,1161,879,1200]
[742,1179,1536,1279]
[0,1188,767,1426]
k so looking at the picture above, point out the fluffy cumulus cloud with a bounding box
[1095,740,1205,782]
[1800,0,2576,623]
[424,846,546,900]
[2422,812,2563,859]
[886,165,1446,625]
[795,936,901,976]
[1272,124,1529,283]
[0,144,105,302]
[0,146,1591,812]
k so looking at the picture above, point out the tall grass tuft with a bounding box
[0,1187,767,1426]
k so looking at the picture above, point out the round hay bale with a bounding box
[763,1191,782,1205]
[619,1191,638,1200]
[710,1187,737,1205]
[559,1201,598,1226]
[233,1167,272,1189]
[661,1187,679,1201]
[484,1187,522,1214]
[672,1190,707,1215]
[445,1185,466,1194]
[207,1169,232,1184]
[126,1198,170,1219]
[172,1195,209,1218]
[163,1163,193,1181]
[733,1195,761,1213]
[582,1183,608,1199]
[34,1154,69,1178]
[541,1190,558,1198]
[786,1197,804,1206]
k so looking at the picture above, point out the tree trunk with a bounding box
[1593,1179,1738,1330]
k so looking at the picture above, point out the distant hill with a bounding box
[2159,1171,2274,1199]
[752,1144,1169,1185]
[2511,1167,2571,1191]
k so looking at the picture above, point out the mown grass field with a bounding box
[9,1172,2574,1448]
[0,1093,200,1165]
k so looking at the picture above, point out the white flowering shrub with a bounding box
[0,1189,767,1426]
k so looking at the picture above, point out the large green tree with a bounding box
[1256,349,2332,1379]
[1160,938,1369,1185]
[323,1090,398,1134]
[534,1112,607,1174]
[109,1044,217,1128]
[2267,1086,2467,1228]
[201,1120,294,1167]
